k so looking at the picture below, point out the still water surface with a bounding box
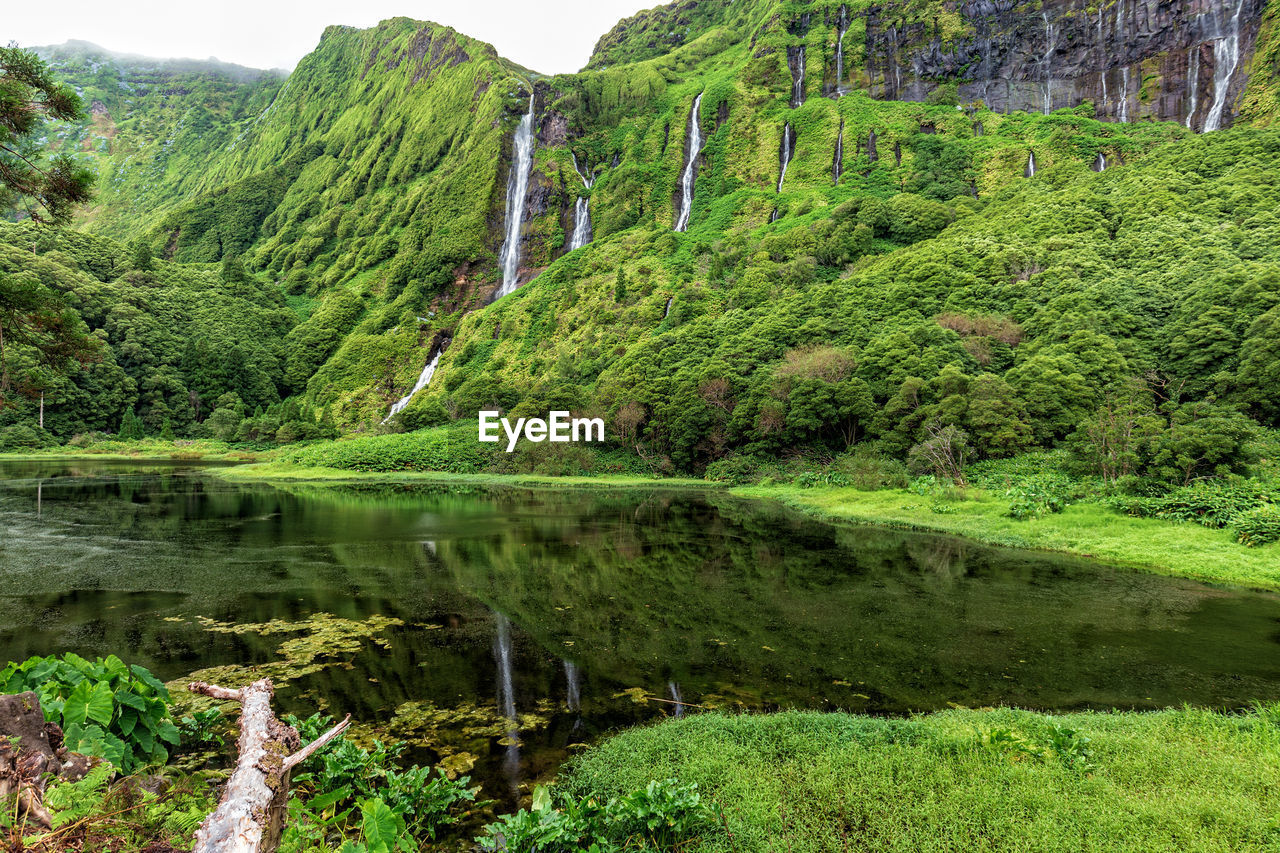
[2,460,1279,805]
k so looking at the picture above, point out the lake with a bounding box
[2,459,1279,807]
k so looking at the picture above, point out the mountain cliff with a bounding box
[3,0,1279,472]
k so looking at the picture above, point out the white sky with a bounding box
[4,0,659,74]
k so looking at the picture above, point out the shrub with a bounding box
[831,449,910,490]
[1005,475,1072,520]
[285,713,475,841]
[477,779,710,851]
[1232,505,1280,547]
[0,654,179,772]
[1109,481,1275,529]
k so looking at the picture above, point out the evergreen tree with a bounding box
[118,407,145,439]
[0,46,94,223]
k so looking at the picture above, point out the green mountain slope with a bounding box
[6,0,1279,475]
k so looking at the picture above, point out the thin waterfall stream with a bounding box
[568,152,594,251]
[777,122,794,193]
[674,93,704,232]
[496,94,536,298]
[382,347,441,424]
[1205,0,1248,131]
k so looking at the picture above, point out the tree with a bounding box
[117,407,145,439]
[0,45,94,224]
[0,272,99,408]
[130,240,154,272]
[907,421,970,485]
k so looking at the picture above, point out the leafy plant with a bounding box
[0,654,179,772]
[477,780,708,851]
[1005,475,1072,520]
[179,707,226,748]
[1231,504,1280,547]
[285,713,475,840]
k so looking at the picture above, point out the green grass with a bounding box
[564,708,1280,852]
[739,485,1280,591]
[0,439,264,462]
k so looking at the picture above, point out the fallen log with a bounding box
[188,679,350,853]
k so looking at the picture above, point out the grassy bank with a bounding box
[214,459,708,490]
[0,438,265,462]
[563,708,1280,852]
[738,484,1280,591]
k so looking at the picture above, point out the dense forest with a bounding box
[1,0,1279,494]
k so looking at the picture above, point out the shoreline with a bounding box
[4,453,1278,592]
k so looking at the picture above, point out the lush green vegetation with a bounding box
[561,707,1280,852]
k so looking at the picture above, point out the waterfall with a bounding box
[382,348,441,424]
[1205,0,1247,132]
[1186,46,1200,129]
[1042,12,1055,114]
[835,6,848,94]
[668,682,685,718]
[788,45,807,108]
[1119,67,1130,122]
[1098,10,1109,115]
[493,613,520,795]
[496,94,536,298]
[1093,152,1107,171]
[674,93,704,232]
[664,296,673,318]
[868,129,878,162]
[777,122,794,193]
[564,660,581,712]
[833,120,844,184]
[568,152,594,251]
[1024,150,1036,178]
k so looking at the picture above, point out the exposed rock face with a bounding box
[858,0,1265,129]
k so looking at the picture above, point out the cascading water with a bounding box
[664,296,674,318]
[1042,12,1055,114]
[777,122,794,193]
[493,613,520,796]
[1024,150,1037,178]
[1186,46,1200,129]
[564,660,581,712]
[382,347,441,424]
[1098,10,1109,115]
[1093,152,1107,171]
[1119,67,1130,122]
[1205,0,1247,132]
[833,120,844,184]
[496,94,536,299]
[834,5,849,96]
[788,45,807,108]
[674,93,704,232]
[568,152,594,251]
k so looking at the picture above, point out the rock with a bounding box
[0,691,94,780]
[0,692,58,764]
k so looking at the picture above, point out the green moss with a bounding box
[564,707,1280,852]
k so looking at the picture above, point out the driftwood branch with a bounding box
[188,679,349,853]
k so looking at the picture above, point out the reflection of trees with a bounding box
[1,466,1278,718]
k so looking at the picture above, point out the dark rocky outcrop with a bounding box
[858,0,1265,129]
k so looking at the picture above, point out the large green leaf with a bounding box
[62,680,114,728]
[114,688,147,712]
[359,798,401,853]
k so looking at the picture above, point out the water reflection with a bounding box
[2,460,1280,807]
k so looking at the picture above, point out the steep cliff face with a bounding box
[853,0,1266,129]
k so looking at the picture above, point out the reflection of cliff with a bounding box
[431,491,1280,712]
